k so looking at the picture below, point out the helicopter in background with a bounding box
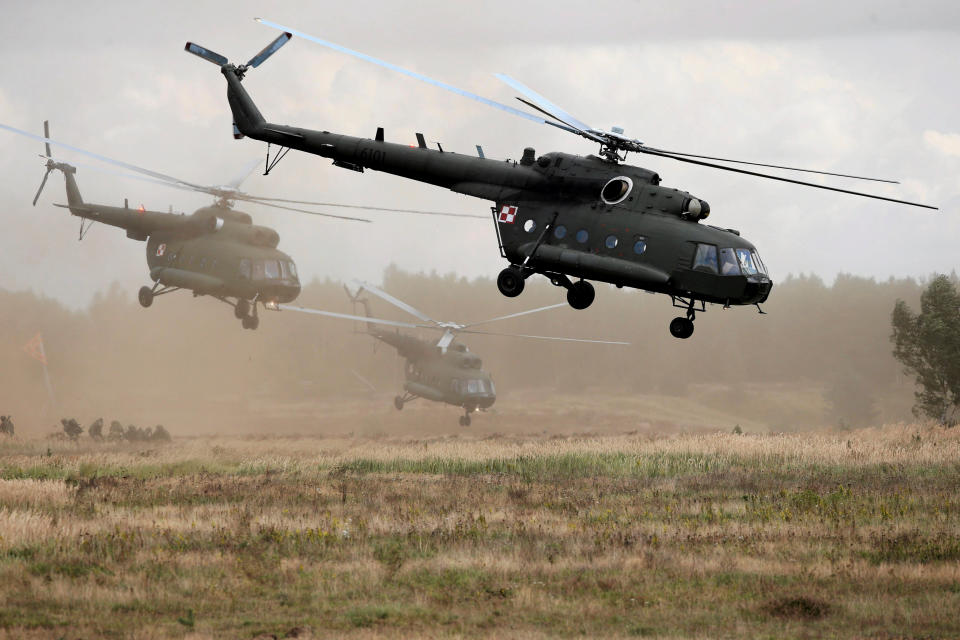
[281,281,627,426]
[1,120,484,329]
[186,25,937,339]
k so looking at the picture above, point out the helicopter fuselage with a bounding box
[223,67,772,314]
[56,165,301,322]
[371,329,496,414]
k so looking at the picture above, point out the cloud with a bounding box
[923,130,960,157]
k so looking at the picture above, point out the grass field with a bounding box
[1,423,959,638]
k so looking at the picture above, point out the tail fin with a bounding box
[184,32,291,140]
[345,284,374,318]
[32,120,82,208]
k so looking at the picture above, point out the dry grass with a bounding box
[1,422,959,638]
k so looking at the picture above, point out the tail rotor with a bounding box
[32,120,54,206]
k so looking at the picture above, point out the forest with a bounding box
[0,268,949,435]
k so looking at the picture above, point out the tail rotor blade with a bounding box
[32,169,51,206]
[184,42,229,66]
[246,31,292,68]
[42,120,51,159]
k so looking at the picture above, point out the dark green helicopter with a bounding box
[187,24,938,339]
[281,281,627,426]
[1,119,482,329]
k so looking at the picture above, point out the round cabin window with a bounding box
[553,225,567,239]
[523,219,537,233]
[633,239,647,255]
[600,176,634,205]
[605,235,618,249]
[575,229,589,244]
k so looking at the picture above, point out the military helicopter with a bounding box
[281,281,627,425]
[186,25,938,339]
[1,120,483,329]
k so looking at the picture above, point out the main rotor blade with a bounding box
[32,169,51,206]
[495,74,596,136]
[513,97,603,141]
[240,195,486,219]
[642,148,939,210]
[255,18,554,128]
[643,146,899,184]
[235,195,372,222]
[246,31,292,68]
[184,42,228,66]
[278,304,426,329]
[462,303,568,328]
[459,328,629,345]
[351,279,437,324]
[0,122,209,193]
[225,158,262,190]
[42,120,51,159]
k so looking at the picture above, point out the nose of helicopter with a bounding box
[742,277,773,304]
[261,281,301,304]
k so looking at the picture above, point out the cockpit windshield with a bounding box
[462,379,492,395]
[735,249,766,276]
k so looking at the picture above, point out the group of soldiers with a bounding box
[0,415,13,436]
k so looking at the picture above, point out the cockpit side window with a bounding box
[693,244,719,273]
[735,249,759,275]
[719,248,740,276]
[752,250,767,276]
[264,260,281,280]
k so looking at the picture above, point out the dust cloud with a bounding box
[0,266,936,438]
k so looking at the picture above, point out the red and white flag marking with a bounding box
[498,205,518,224]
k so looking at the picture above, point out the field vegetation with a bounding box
[2,424,959,638]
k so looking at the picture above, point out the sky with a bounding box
[0,0,957,309]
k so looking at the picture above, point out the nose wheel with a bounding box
[669,317,695,339]
[669,303,697,339]
[459,412,472,427]
[238,299,259,330]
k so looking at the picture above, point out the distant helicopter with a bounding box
[1,120,483,329]
[186,25,937,339]
[281,281,627,426]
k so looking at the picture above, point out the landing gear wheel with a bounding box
[459,414,471,427]
[235,299,250,319]
[242,315,260,330]
[669,317,695,339]
[566,280,595,310]
[138,286,154,308]
[394,396,404,411]
[497,267,525,298]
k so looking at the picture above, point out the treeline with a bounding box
[0,267,950,432]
